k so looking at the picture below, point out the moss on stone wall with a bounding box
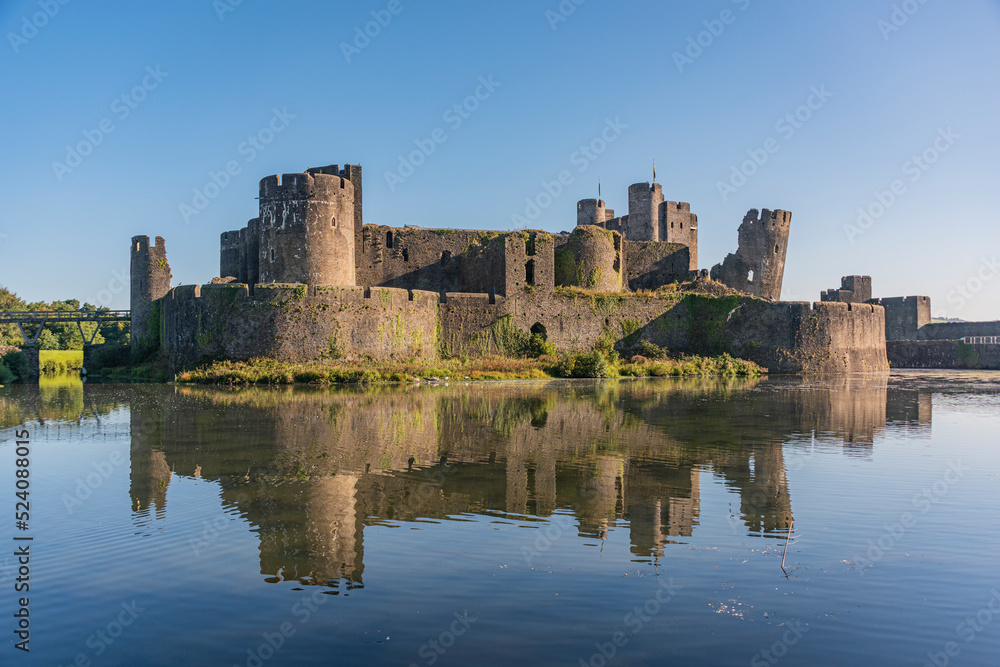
[554,248,578,286]
[684,294,741,355]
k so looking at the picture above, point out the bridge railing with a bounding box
[962,336,999,345]
[0,310,130,324]
[962,336,1000,345]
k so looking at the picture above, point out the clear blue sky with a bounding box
[2,0,998,320]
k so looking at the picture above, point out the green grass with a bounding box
[40,350,83,374]
[177,352,765,386]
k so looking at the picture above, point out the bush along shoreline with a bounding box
[176,344,765,386]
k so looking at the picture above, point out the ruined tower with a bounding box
[627,182,664,242]
[257,171,356,286]
[710,209,792,300]
[130,235,171,350]
[554,226,623,292]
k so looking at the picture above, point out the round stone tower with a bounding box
[627,182,663,241]
[130,235,171,350]
[257,172,356,286]
[576,199,607,227]
[555,225,623,292]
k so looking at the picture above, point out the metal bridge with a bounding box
[0,310,130,345]
[962,336,1000,345]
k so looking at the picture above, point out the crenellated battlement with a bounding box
[744,208,793,226]
[259,172,353,200]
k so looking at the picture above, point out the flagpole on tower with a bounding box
[652,159,656,184]
[598,177,601,202]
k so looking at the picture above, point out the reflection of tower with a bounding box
[129,398,171,515]
[575,456,623,540]
[625,465,700,558]
[302,474,364,583]
[886,387,933,436]
[740,446,792,536]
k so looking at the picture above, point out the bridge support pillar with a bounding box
[19,345,40,383]
[82,344,96,377]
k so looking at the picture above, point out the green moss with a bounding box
[587,267,601,288]
[392,313,406,350]
[684,294,742,355]
[955,341,980,367]
[554,248,578,287]
[294,285,307,300]
[378,290,392,308]
[432,229,455,236]
[326,324,342,359]
[588,295,625,316]
[620,319,642,348]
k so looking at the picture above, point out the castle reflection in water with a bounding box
[98,375,933,589]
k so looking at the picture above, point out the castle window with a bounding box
[525,259,535,286]
[679,222,683,229]
[270,248,275,262]
[441,251,451,266]
[403,248,409,262]
[774,244,780,254]
[386,231,393,249]
[331,216,336,228]
[671,222,674,228]
[747,269,754,283]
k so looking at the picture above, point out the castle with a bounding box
[131,162,893,374]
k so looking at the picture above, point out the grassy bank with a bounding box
[177,351,764,385]
[40,349,83,374]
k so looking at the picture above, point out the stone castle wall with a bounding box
[624,241,690,292]
[158,280,888,375]
[160,283,439,371]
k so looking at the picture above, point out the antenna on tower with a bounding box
[652,159,656,184]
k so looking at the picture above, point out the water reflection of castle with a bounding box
[123,376,933,587]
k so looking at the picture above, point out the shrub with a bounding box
[1,351,29,381]
[0,362,15,384]
[635,340,668,359]
[527,333,556,358]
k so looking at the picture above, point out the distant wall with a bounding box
[160,283,439,372]
[887,340,1000,369]
[869,296,931,340]
[917,320,1000,340]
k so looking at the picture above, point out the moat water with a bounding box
[1,372,999,666]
